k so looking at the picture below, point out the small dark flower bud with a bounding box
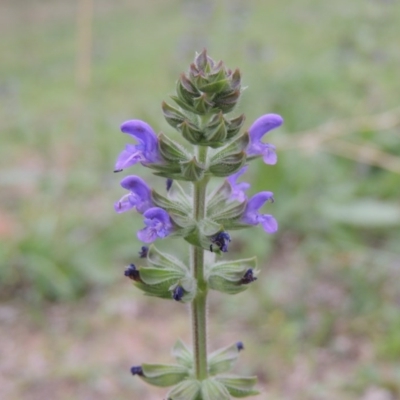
[113,169,123,173]
[166,178,173,191]
[210,231,231,252]
[138,246,148,258]
[124,264,141,282]
[240,268,257,284]
[172,285,184,301]
[130,365,144,376]
[236,341,244,351]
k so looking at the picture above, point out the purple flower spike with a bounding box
[114,176,152,214]
[114,120,160,171]
[137,207,173,243]
[247,114,283,165]
[242,192,278,234]
[227,166,250,202]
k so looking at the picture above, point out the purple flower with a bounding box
[114,120,160,171]
[137,207,173,243]
[114,176,152,214]
[247,114,283,165]
[242,192,278,234]
[227,166,250,202]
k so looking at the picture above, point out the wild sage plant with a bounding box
[114,50,283,399]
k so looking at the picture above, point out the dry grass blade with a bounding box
[276,106,400,173]
[322,139,400,175]
[278,105,400,152]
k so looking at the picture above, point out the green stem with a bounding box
[191,145,209,381]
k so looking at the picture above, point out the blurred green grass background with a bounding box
[1,0,400,399]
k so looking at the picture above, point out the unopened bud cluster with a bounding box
[113,49,283,399]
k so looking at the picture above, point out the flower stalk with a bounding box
[113,49,283,399]
[191,150,209,379]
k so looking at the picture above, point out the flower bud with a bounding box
[161,101,186,129]
[210,231,231,253]
[193,92,215,114]
[178,120,203,144]
[166,178,173,191]
[172,285,184,301]
[240,268,257,284]
[130,365,144,376]
[139,246,148,258]
[158,133,190,162]
[226,113,246,139]
[203,112,228,146]
[209,151,246,177]
[213,89,241,113]
[124,264,141,282]
[180,157,205,181]
[169,49,243,124]
[236,341,244,351]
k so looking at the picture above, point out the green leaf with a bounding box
[183,226,217,251]
[200,378,230,400]
[210,201,247,227]
[162,101,187,129]
[172,339,193,368]
[193,93,214,115]
[198,218,223,237]
[206,181,233,216]
[209,151,246,177]
[208,64,226,83]
[209,132,249,163]
[140,363,189,387]
[169,277,197,303]
[147,245,188,272]
[180,157,205,181]
[152,189,195,229]
[151,190,192,220]
[207,257,258,295]
[208,343,242,375]
[198,78,231,94]
[230,68,242,90]
[216,375,260,398]
[159,133,191,162]
[166,379,201,400]
[171,95,197,114]
[145,161,181,175]
[208,275,248,295]
[226,114,246,139]
[194,49,208,70]
[134,280,172,299]
[176,75,197,105]
[208,257,257,280]
[179,120,204,143]
[204,118,228,145]
[180,73,199,95]
[139,267,184,285]
[167,181,191,204]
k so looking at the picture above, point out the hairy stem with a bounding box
[191,145,209,380]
